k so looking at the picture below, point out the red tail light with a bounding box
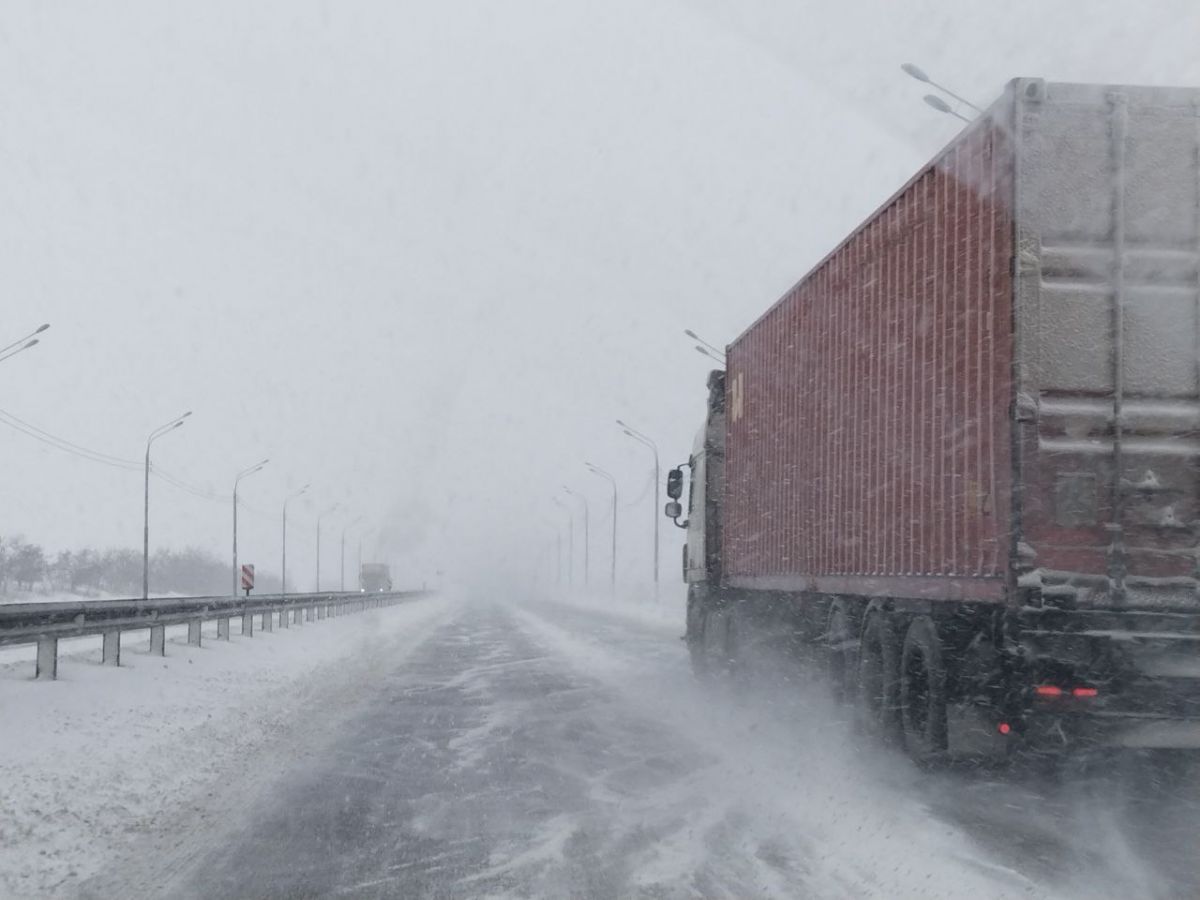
[1034,685,1063,698]
[1072,687,1099,698]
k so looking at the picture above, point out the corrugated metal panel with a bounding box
[1013,81,1200,603]
[724,102,1015,594]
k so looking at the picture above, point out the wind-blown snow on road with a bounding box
[20,591,1196,899]
[94,595,1052,900]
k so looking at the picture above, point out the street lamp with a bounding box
[901,63,983,114]
[143,411,191,599]
[0,323,49,364]
[341,515,364,591]
[562,487,589,586]
[232,458,269,596]
[281,483,309,597]
[585,462,617,592]
[316,502,340,591]
[0,339,40,365]
[684,328,724,358]
[617,419,660,597]
[554,527,562,584]
[695,345,725,365]
[552,497,573,586]
[923,93,971,123]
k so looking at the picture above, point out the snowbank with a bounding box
[0,589,134,606]
[0,594,454,898]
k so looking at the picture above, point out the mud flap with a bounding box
[946,702,1014,759]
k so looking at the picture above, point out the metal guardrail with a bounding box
[0,590,424,680]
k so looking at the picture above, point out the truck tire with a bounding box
[704,607,731,676]
[856,606,901,742]
[825,600,855,702]
[724,612,750,689]
[686,586,711,678]
[900,616,948,765]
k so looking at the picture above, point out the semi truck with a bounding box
[667,79,1200,763]
[359,563,392,593]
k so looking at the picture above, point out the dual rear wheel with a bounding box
[691,593,950,764]
[830,604,948,764]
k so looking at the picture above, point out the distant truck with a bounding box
[359,563,392,593]
[668,79,1200,763]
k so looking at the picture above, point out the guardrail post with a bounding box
[36,637,58,680]
[217,617,230,640]
[261,611,273,632]
[188,619,202,646]
[150,625,166,656]
[242,612,254,637]
[102,630,121,666]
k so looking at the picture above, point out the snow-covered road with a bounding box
[14,593,1200,899]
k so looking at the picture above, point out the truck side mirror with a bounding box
[666,467,684,500]
[664,500,683,519]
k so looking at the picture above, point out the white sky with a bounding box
[3,0,1198,593]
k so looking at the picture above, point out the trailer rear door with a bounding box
[1014,80,1200,609]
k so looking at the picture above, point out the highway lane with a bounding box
[83,596,1199,899]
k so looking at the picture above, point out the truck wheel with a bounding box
[686,588,710,678]
[689,610,710,678]
[725,613,750,689]
[825,600,855,702]
[856,607,901,742]
[700,607,732,680]
[900,616,948,765]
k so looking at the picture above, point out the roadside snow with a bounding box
[0,594,454,899]
[0,589,141,606]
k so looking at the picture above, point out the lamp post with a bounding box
[341,515,363,591]
[281,484,309,597]
[143,411,191,599]
[585,463,617,592]
[617,419,660,597]
[562,487,589,586]
[555,528,562,584]
[552,497,573,586]
[900,63,983,114]
[315,502,340,591]
[0,323,49,365]
[232,459,269,596]
[922,93,971,123]
[684,328,724,358]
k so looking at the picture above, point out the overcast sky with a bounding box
[4,0,1199,594]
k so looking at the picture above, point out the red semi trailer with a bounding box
[666,78,1200,762]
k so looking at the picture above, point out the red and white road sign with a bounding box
[240,564,255,592]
